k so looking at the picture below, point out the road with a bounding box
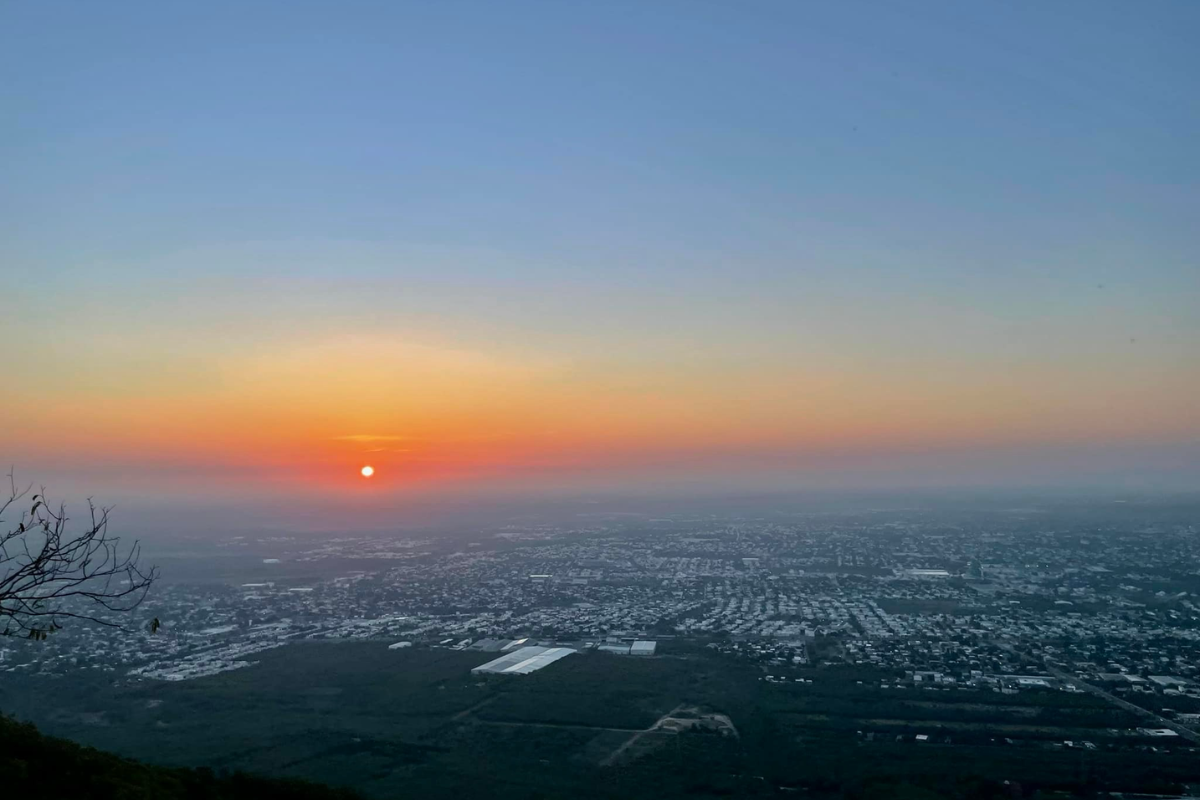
[995,638,1200,745]
[600,703,687,767]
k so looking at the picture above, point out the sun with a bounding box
[360,465,375,478]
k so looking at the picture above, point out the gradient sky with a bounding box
[2,1,1198,518]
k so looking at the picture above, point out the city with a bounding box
[7,502,1200,750]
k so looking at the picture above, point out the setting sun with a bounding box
[360,466,374,478]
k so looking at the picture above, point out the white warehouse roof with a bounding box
[471,646,576,675]
[630,640,657,656]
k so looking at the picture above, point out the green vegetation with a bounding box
[2,640,1198,799]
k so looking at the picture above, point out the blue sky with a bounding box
[1,1,1197,512]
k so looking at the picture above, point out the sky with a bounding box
[1,1,1198,523]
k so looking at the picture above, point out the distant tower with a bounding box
[967,558,984,580]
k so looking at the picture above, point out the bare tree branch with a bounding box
[0,470,158,638]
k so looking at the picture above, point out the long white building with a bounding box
[471,646,576,675]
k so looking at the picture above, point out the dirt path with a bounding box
[599,703,687,767]
[451,694,498,721]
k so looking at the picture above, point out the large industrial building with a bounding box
[593,640,658,656]
[630,640,657,656]
[471,645,576,675]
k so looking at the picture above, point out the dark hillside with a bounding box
[0,715,361,800]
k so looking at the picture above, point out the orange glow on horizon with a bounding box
[5,329,1198,495]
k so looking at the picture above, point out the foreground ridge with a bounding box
[0,715,362,800]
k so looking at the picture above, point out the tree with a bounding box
[0,472,157,638]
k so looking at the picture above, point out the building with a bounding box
[471,646,576,675]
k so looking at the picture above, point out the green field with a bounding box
[2,641,1198,798]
